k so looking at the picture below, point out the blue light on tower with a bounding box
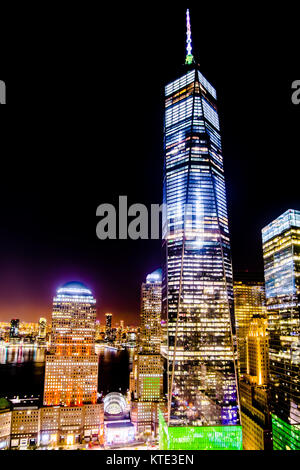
[161,9,241,450]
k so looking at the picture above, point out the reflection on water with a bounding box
[0,344,132,399]
[98,347,133,396]
[0,344,46,364]
[0,344,46,398]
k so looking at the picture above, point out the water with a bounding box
[0,344,133,399]
[98,347,134,395]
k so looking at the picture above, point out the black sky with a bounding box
[0,5,299,324]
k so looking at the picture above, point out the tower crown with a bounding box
[57,281,92,296]
[185,9,194,65]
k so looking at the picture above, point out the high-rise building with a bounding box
[160,10,242,450]
[262,209,300,450]
[239,315,272,450]
[44,282,98,406]
[130,269,166,437]
[105,313,112,342]
[95,320,101,342]
[234,275,265,375]
[140,269,162,354]
[9,319,19,339]
[38,317,47,340]
[245,315,269,386]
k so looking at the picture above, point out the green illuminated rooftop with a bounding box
[159,411,243,450]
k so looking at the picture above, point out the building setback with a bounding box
[161,9,241,450]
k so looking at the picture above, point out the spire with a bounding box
[185,9,194,65]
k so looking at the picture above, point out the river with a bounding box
[0,344,133,399]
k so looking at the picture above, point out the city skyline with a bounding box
[0,7,298,325]
[0,7,299,452]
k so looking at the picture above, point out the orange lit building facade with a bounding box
[44,282,98,407]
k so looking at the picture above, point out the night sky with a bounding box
[0,5,299,324]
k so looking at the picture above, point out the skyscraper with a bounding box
[44,282,98,406]
[140,269,162,354]
[160,10,241,450]
[105,313,112,342]
[234,275,265,375]
[9,319,19,339]
[130,269,166,437]
[239,315,272,450]
[246,315,269,386]
[262,209,300,450]
[38,317,47,340]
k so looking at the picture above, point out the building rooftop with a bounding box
[56,281,93,296]
[106,421,134,429]
[262,209,300,244]
[146,269,162,284]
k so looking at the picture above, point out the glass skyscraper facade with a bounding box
[161,10,241,449]
[262,209,300,450]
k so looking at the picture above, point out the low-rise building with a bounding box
[39,403,104,447]
[10,404,40,449]
[0,399,11,450]
[130,399,167,437]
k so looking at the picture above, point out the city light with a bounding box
[0,9,298,454]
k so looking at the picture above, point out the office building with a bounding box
[9,319,19,339]
[161,10,241,449]
[262,209,300,450]
[240,315,272,450]
[130,270,166,437]
[44,282,98,406]
[234,275,265,375]
[105,313,112,342]
[38,317,47,340]
[140,269,162,354]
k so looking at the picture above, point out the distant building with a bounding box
[246,315,269,386]
[38,318,47,341]
[2,396,104,449]
[105,313,112,342]
[9,319,19,339]
[240,381,272,450]
[40,403,104,447]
